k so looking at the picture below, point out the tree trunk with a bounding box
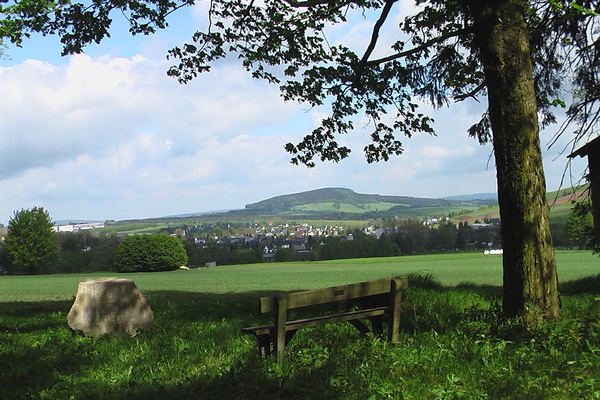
[466,0,561,324]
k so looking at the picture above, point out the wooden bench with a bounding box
[242,276,408,362]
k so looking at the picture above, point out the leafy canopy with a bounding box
[0,0,192,53]
[3,207,60,274]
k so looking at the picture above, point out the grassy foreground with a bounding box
[0,251,599,399]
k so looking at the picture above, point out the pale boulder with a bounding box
[67,278,154,336]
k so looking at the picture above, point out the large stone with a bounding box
[67,278,154,336]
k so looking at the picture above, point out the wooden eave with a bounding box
[568,136,600,158]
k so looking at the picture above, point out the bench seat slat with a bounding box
[241,306,388,336]
[259,278,400,313]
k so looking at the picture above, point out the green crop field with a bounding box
[1,251,598,400]
[1,250,596,302]
[548,201,577,225]
[291,201,401,213]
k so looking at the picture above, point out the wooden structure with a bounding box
[242,276,408,363]
[569,136,600,242]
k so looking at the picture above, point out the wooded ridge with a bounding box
[244,187,497,212]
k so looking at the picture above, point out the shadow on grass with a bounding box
[560,273,600,294]
[0,300,73,335]
[1,274,599,399]
[0,290,307,399]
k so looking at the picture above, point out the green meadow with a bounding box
[1,251,598,399]
[2,250,596,301]
[291,201,402,213]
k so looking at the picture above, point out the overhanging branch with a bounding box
[453,81,486,101]
[365,28,470,67]
[354,0,398,82]
[282,0,351,7]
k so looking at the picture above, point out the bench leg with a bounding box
[255,330,297,359]
[274,296,287,363]
[370,316,384,337]
[388,277,403,343]
[257,334,271,358]
[285,330,297,345]
[349,319,372,336]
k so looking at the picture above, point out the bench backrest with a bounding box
[258,276,408,313]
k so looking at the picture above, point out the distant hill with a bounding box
[57,188,503,225]
[441,193,498,201]
[244,187,490,214]
[114,188,499,225]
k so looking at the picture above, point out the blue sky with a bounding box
[0,2,588,224]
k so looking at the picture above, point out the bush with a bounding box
[115,234,188,272]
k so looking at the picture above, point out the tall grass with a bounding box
[0,252,599,399]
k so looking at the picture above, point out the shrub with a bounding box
[115,234,188,272]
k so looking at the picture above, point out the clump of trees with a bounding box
[183,240,263,267]
[0,211,581,275]
[389,220,502,254]
[319,231,400,260]
[54,231,120,274]
[115,234,188,272]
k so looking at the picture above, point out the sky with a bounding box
[0,1,589,224]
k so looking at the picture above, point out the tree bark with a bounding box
[466,0,561,323]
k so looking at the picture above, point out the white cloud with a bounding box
[0,50,306,220]
[420,144,476,159]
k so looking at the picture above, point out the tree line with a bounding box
[0,206,594,275]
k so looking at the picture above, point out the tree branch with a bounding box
[453,80,486,102]
[282,0,349,7]
[365,28,470,67]
[354,0,397,81]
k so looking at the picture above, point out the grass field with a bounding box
[0,251,598,399]
[291,201,402,213]
[1,250,596,302]
[449,188,589,225]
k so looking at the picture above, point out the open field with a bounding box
[548,201,578,225]
[450,188,589,225]
[0,251,598,399]
[1,250,597,302]
[291,201,402,213]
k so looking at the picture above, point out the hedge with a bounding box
[115,234,188,272]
